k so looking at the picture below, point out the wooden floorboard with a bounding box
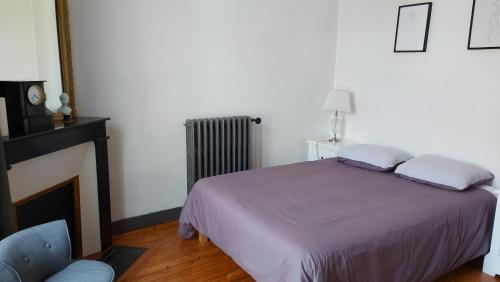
[113,221,500,282]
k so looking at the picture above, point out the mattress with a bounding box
[179,158,496,282]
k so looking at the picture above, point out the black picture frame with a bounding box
[394,2,433,53]
[468,0,500,50]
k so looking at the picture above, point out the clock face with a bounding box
[26,85,45,106]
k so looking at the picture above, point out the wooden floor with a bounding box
[113,221,500,282]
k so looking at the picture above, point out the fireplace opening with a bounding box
[13,176,82,258]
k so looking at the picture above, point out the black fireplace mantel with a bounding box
[0,117,112,252]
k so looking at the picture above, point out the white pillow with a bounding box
[337,144,412,172]
[395,154,494,190]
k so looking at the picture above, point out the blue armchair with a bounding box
[0,220,114,282]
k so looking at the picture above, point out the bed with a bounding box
[179,158,497,282]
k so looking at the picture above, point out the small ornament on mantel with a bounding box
[57,93,72,122]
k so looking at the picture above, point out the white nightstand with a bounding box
[307,138,357,161]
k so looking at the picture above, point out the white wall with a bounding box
[69,0,338,221]
[336,0,500,185]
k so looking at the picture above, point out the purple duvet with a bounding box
[179,159,496,282]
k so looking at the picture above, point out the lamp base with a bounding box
[329,111,342,144]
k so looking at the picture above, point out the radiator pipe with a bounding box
[251,117,262,124]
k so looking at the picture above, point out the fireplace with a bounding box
[12,176,82,258]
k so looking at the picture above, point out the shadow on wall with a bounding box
[251,123,262,169]
[107,125,125,222]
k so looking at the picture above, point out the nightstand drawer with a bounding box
[307,142,339,161]
[307,139,356,162]
[315,148,337,160]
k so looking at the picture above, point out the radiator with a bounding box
[185,116,261,194]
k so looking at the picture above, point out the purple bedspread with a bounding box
[179,159,496,282]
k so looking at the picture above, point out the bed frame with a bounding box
[482,186,500,277]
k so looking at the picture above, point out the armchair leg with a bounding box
[198,233,208,243]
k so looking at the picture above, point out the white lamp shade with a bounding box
[323,90,352,112]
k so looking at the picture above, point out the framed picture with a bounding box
[394,2,433,52]
[468,0,500,50]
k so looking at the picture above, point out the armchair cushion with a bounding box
[0,220,71,281]
[45,260,115,282]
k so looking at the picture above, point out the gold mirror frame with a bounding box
[54,0,76,119]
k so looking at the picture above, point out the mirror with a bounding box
[35,0,63,112]
[0,0,75,116]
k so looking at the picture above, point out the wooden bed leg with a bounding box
[198,232,208,243]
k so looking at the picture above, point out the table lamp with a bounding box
[323,90,352,143]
